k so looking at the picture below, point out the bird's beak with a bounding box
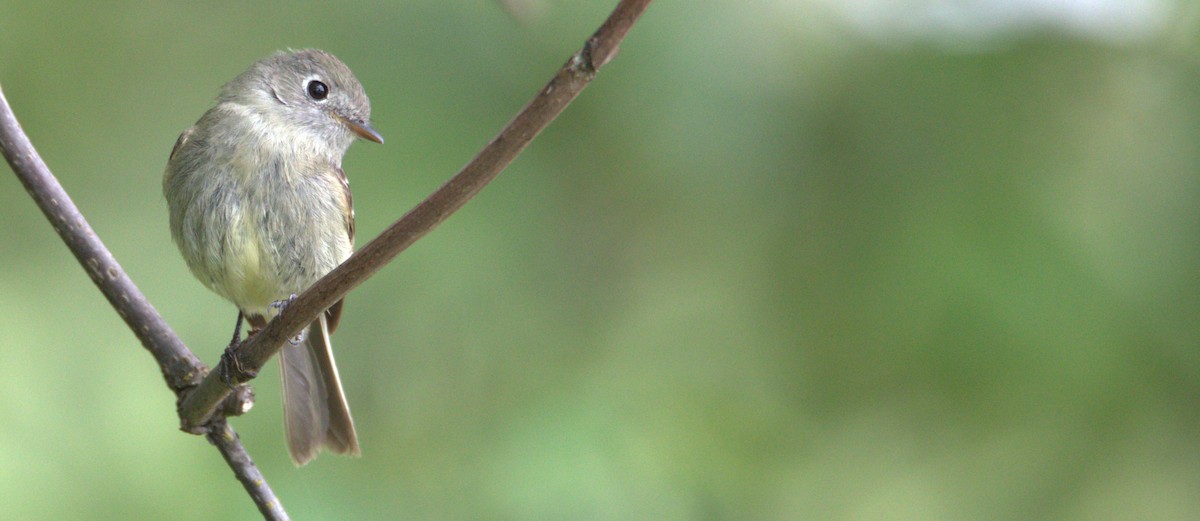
[336,114,384,144]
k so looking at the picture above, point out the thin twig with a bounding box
[0,85,287,520]
[177,0,654,430]
[209,420,290,521]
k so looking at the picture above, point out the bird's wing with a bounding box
[325,165,354,333]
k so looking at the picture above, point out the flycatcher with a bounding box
[163,49,382,465]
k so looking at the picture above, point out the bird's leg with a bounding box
[269,294,307,346]
[220,311,257,389]
[228,311,244,346]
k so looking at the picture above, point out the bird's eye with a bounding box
[306,80,329,101]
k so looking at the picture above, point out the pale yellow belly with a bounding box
[210,213,282,316]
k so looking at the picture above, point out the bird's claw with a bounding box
[269,294,298,314]
[219,341,257,390]
[269,294,307,345]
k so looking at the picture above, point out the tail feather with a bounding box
[280,314,359,466]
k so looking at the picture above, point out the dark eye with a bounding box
[306,80,329,101]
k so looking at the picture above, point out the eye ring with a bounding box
[306,80,329,101]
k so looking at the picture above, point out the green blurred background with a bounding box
[2,0,1199,519]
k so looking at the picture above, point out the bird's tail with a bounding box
[280,313,359,466]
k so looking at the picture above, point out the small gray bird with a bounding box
[163,49,382,465]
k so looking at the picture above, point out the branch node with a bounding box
[582,36,599,73]
[178,382,253,434]
[222,383,255,418]
[568,37,602,79]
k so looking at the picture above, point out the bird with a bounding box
[163,49,383,465]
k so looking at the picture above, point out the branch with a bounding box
[177,0,654,430]
[0,93,203,392]
[0,86,287,520]
[209,420,290,521]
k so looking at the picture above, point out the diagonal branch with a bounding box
[0,86,288,520]
[0,88,203,393]
[177,0,654,431]
[208,419,290,520]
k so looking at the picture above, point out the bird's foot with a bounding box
[269,294,298,314]
[269,294,307,346]
[219,340,257,390]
